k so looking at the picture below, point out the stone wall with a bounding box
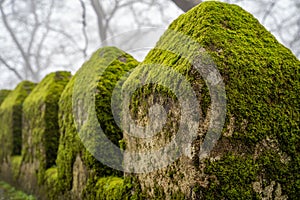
[55,47,138,199]
[20,71,71,198]
[0,81,36,185]
[122,2,299,199]
[0,2,299,200]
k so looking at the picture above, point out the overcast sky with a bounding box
[0,0,298,90]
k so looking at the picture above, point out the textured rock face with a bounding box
[123,1,300,199]
[0,81,36,163]
[56,47,139,199]
[19,71,71,195]
[0,2,298,199]
[0,81,35,185]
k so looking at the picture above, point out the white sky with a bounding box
[0,0,298,89]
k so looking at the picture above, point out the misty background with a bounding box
[0,0,299,89]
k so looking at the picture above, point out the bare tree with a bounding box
[0,0,298,90]
[0,0,85,82]
[88,0,181,45]
[0,0,182,88]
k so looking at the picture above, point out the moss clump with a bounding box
[203,154,260,199]
[11,156,22,180]
[0,89,11,106]
[21,71,71,185]
[0,81,36,162]
[56,47,139,198]
[90,176,132,200]
[44,167,58,199]
[123,1,299,199]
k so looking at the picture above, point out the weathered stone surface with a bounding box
[56,47,139,199]
[123,1,300,199]
[0,81,35,187]
[0,81,36,163]
[0,2,298,199]
[19,71,71,197]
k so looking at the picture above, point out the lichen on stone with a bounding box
[20,71,71,190]
[56,47,139,199]
[122,1,300,199]
[0,81,36,163]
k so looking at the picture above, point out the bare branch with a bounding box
[79,0,88,58]
[91,0,107,43]
[34,0,55,74]
[0,2,35,79]
[0,0,5,6]
[261,1,277,24]
[0,56,23,80]
[27,0,40,55]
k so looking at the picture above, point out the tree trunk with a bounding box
[171,0,201,12]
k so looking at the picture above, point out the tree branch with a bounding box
[261,1,277,24]
[0,56,23,80]
[91,0,107,43]
[0,2,35,79]
[79,0,88,58]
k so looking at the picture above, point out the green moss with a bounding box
[0,89,11,106]
[44,167,58,199]
[56,47,139,197]
[0,81,36,162]
[123,1,299,199]
[90,176,131,200]
[203,154,260,199]
[21,71,71,185]
[11,155,22,180]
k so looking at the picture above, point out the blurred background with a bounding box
[0,0,299,89]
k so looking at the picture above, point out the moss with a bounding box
[56,47,139,197]
[0,81,36,162]
[170,191,185,200]
[256,150,299,199]
[0,89,11,106]
[21,71,71,185]
[203,154,260,199]
[11,156,22,180]
[44,167,58,199]
[123,1,299,199]
[89,176,131,200]
[153,186,166,199]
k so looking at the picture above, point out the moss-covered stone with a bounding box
[19,71,71,192]
[11,156,22,180]
[56,47,139,199]
[0,81,36,162]
[123,1,300,199]
[0,89,11,106]
[91,176,132,200]
[44,167,58,199]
